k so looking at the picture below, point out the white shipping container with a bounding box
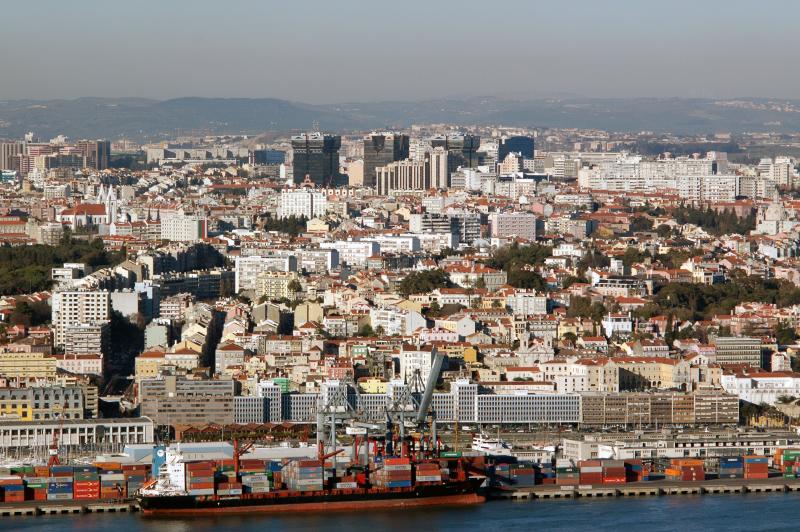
[335,482,358,489]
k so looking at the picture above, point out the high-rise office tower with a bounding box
[498,135,535,161]
[362,133,409,188]
[77,139,111,170]
[0,141,25,171]
[291,133,342,186]
[429,134,480,174]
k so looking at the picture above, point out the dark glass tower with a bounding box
[362,133,410,188]
[498,136,534,161]
[429,134,480,174]
[291,133,342,185]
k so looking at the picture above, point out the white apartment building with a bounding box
[369,307,426,336]
[721,371,800,406]
[160,212,207,242]
[397,345,437,386]
[320,240,380,268]
[63,322,109,356]
[278,188,328,219]
[489,212,536,241]
[235,255,297,293]
[366,235,420,254]
[506,290,548,316]
[676,174,740,203]
[52,290,110,348]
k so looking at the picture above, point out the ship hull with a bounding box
[139,480,485,517]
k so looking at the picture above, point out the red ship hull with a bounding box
[141,492,484,516]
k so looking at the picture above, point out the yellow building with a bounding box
[463,346,478,364]
[0,388,32,421]
[256,271,300,301]
[0,351,57,379]
[135,350,167,383]
[306,218,330,234]
[358,377,387,394]
[612,357,690,390]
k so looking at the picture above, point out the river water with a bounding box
[6,495,800,531]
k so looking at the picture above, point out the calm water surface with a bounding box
[4,495,800,531]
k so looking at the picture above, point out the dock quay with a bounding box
[491,478,800,501]
[0,500,137,517]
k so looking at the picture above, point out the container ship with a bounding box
[137,443,485,517]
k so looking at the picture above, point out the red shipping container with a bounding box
[186,461,217,471]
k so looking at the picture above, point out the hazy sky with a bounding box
[2,0,798,102]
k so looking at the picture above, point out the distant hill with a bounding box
[1,96,799,141]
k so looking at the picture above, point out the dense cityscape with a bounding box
[4,0,800,528]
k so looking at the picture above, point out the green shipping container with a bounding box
[440,452,462,458]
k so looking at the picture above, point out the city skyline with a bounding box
[2,0,799,102]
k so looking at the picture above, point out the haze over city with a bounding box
[2,0,799,102]
[3,1,800,530]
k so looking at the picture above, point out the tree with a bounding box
[562,275,588,289]
[622,247,650,267]
[629,216,654,233]
[287,279,303,302]
[775,323,797,346]
[398,269,452,297]
[475,277,487,290]
[357,324,375,337]
[427,300,442,317]
[656,224,673,238]
[9,301,51,327]
[507,269,545,290]
[562,332,578,345]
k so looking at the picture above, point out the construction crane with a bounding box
[48,399,69,467]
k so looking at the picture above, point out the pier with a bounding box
[491,478,800,501]
[0,501,138,517]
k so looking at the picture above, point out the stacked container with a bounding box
[47,477,73,501]
[100,471,126,499]
[665,459,705,481]
[743,456,769,479]
[185,461,215,496]
[23,476,48,501]
[216,482,243,496]
[73,466,100,500]
[555,459,579,486]
[718,457,744,479]
[774,448,800,476]
[414,462,441,484]
[283,460,323,492]
[375,457,412,488]
[0,476,24,503]
[241,473,271,493]
[510,463,536,487]
[538,463,556,485]
[123,464,150,495]
[624,460,645,482]
[602,460,626,484]
[578,460,603,485]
